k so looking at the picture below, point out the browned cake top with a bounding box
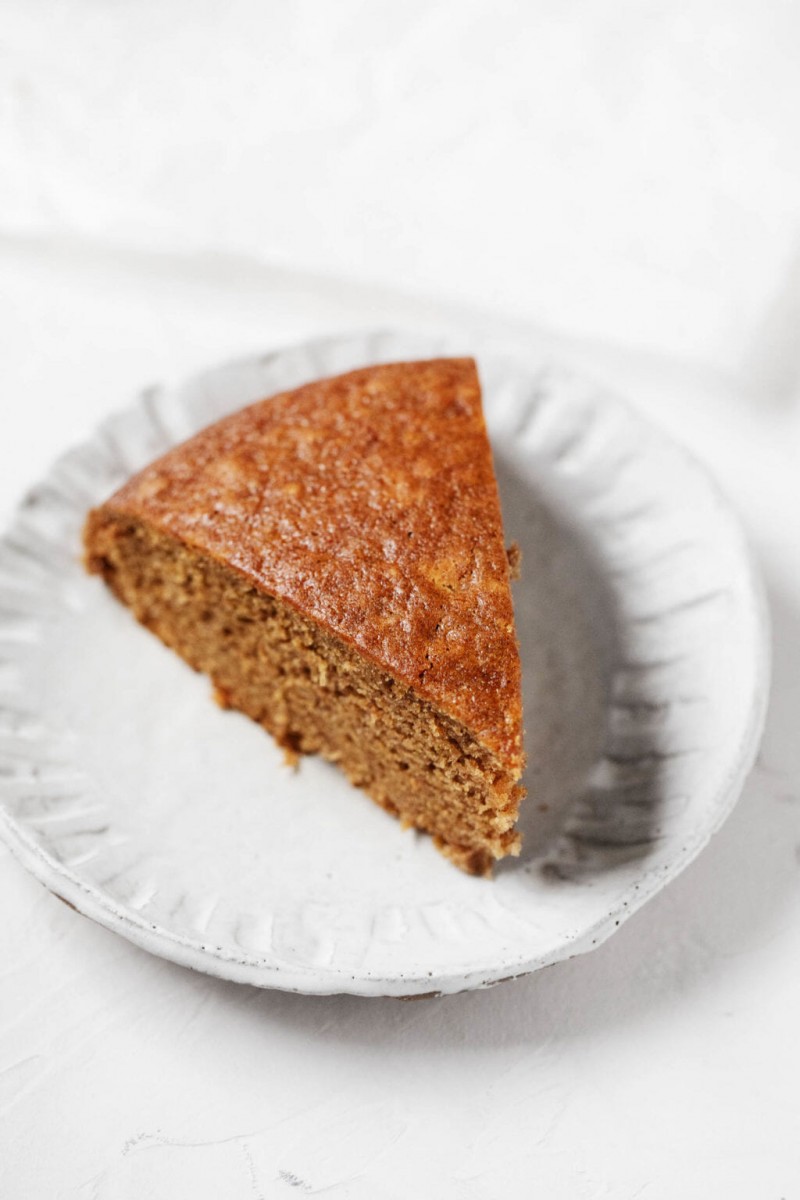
[101,358,523,764]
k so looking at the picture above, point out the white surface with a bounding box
[0,332,768,997]
[5,0,800,379]
[2,2,800,1195]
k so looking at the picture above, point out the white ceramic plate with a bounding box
[0,331,769,996]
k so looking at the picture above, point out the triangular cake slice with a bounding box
[84,358,525,875]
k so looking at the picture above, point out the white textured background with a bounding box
[2,3,800,1197]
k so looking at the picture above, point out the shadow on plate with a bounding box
[494,451,690,880]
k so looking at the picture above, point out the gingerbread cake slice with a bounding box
[83,358,525,875]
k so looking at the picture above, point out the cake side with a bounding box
[96,358,524,771]
[84,512,524,875]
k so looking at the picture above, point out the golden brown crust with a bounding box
[90,359,524,767]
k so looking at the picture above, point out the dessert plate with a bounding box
[0,331,769,996]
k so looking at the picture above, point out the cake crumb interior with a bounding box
[85,512,524,875]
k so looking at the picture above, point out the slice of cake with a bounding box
[83,358,525,875]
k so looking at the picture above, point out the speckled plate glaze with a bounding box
[0,331,769,996]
